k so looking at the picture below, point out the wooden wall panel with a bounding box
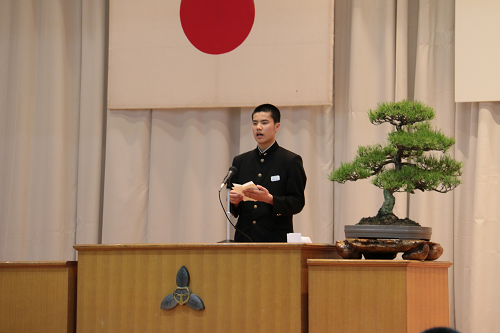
[308,260,452,333]
[0,261,77,333]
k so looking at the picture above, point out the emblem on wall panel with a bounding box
[160,266,205,311]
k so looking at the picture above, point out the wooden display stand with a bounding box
[74,243,338,333]
[0,261,78,333]
[307,259,452,333]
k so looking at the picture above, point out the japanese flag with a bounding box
[108,0,334,109]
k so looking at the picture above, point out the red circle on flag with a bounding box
[180,0,255,55]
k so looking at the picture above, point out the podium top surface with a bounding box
[307,259,452,268]
[0,261,77,268]
[74,242,336,251]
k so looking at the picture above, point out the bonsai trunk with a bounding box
[376,147,400,217]
[377,189,395,216]
[358,189,420,226]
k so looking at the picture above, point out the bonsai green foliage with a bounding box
[328,100,462,225]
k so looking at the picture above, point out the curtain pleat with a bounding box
[146,108,239,243]
[101,110,151,243]
[0,1,84,260]
[455,102,500,332]
[75,0,108,245]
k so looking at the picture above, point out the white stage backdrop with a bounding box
[107,0,334,109]
[455,0,500,102]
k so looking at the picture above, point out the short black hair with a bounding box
[252,104,281,123]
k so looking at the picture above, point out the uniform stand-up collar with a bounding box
[256,141,279,156]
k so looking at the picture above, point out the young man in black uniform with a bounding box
[229,104,307,242]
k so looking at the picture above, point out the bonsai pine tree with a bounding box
[328,100,462,226]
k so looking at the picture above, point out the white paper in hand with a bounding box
[232,181,258,201]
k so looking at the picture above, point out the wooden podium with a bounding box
[307,259,452,333]
[74,243,338,333]
[0,261,77,333]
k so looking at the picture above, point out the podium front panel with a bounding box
[75,243,337,333]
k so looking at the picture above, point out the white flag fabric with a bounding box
[108,0,334,109]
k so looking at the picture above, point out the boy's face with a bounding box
[252,111,280,149]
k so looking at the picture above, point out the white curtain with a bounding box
[101,105,334,244]
[0,0,106,260]
[1,0,499,331]
[454,102,500,332]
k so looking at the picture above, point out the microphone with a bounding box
[220,166,237,189]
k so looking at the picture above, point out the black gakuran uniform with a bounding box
[230,142,307,242]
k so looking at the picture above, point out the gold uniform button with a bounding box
[258,173,262,177]
[254,205,258,209]
[252,221,257,225]
[260,159,264,163]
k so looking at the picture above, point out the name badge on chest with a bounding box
[271,175,280,182]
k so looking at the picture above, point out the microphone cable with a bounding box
[218,186,253,242]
